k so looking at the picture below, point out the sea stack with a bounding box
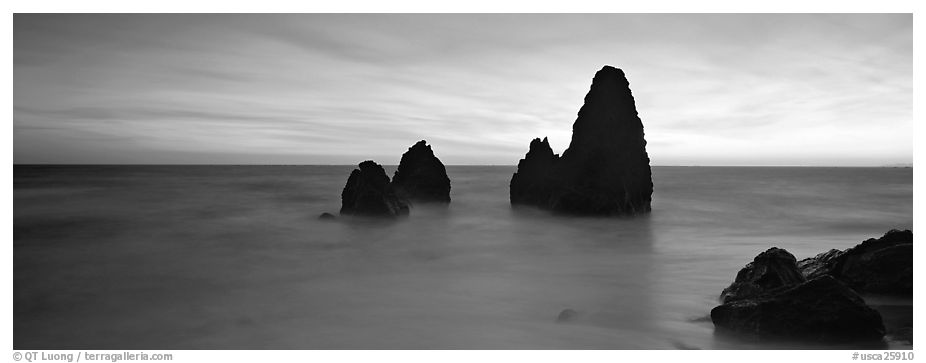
[392,140,451,203]
[340,160,409,217]
[510,66,653,215]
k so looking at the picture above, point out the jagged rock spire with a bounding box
[509,66,653,215]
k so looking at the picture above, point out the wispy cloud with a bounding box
[13,14,912,165]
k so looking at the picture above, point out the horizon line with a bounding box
[12,163,914,168]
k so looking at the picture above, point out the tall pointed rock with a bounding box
[509,66,653,215]
[392,140,451,203]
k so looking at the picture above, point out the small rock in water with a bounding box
[556,308,579,323]
[669,339,701,350]
[318,212,336,220]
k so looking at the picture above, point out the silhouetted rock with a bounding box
[798,229,912,295]
[392,140,451,203]
[711,276,885,343]
[318,212,336,220]
[719,247,806,304]
[509,66,653,215]
[837,230,913,295]
[712,246,890,342]
[510,137,559,206]
[340,161,409,217]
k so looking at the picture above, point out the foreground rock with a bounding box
[712,276,885,343]
[391,140,451,203]
[798,229,912,295]
[340,161,409,217]
[712,246,886,342]
[719,247,806,303]
[797,248,844,280]
[509,66,653,215]
[712,230,912,343]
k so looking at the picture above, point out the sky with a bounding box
[13,14,912,166]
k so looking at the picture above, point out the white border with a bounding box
[5,1,921,361]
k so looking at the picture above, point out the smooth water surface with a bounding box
[13,165,913,349]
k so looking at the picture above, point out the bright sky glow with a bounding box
[14,14,912,165]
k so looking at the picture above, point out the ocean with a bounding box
[13,165,913,349]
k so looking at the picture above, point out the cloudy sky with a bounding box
[14,14,912,165]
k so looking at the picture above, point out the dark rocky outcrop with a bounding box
[711,276,885,343]
[392,140,451,203]
[798,229,912,295]
[797,248,844,280]
[719,247,806,304]
[509,66,653,215]
[510,137,559,206]
[340,160,409,217]
[711,231,912,343]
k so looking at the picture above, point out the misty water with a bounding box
[14,165,913,349]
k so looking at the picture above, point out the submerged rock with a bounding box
[711,276,885,343]
[798,229,912,295]
[719,247,806,303]
[556,308,579,323]
[340,160,409,217]
[392,140,451,203]
[509,66,653,215]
